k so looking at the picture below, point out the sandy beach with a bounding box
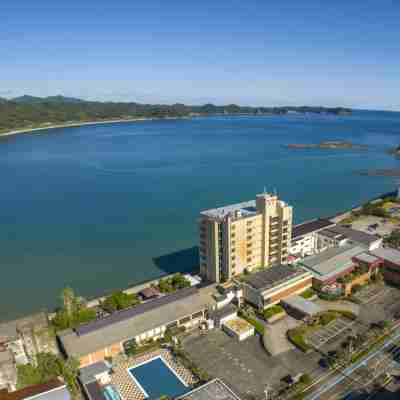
[0,116,190,138]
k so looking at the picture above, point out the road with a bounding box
[305,327,400,400]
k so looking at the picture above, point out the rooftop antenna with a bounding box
[273,187,277,196]
[263,186,267,194]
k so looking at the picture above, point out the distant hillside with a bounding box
[0,95,352,134]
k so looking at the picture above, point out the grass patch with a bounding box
[264,305,285,319]
[319,311,336,326]
[299,288,315,299]
[287,326,311,352]
[238,310,264,335]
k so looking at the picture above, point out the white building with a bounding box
[290,219,336,257]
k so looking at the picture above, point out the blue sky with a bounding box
[1,0,399,110]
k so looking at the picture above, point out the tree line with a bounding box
[0,95,352,133]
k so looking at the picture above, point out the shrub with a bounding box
[299,373,312,385]
[101,291,140,313]
[287,327,310,352]
[264,305,284,319]
[319,312,336,326]
[299,288,315,299]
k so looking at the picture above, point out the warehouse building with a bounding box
[240,264,312,310]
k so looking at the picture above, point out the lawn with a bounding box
[263,305,285,319]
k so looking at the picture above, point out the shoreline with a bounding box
[3,189,395,324]
[0,116,191,138]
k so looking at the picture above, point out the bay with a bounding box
[1,111,399,320]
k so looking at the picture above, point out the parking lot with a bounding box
[349,215,398,237]
[353,283,388,304]
[307,317,355,349]
[182,329,321,398]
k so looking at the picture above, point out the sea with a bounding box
[1,110,400,320]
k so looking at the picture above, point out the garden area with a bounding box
[17,352,80,398]
[157,273,191,293]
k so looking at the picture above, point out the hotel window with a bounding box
[247,242,252,248]
[247,235,252,241]
[231,240,235,246]
[247,228,252,234]
[231,232,236,238]
[247,257,252,263]
[247,220,252,225]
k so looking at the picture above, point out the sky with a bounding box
[1,0,399,110]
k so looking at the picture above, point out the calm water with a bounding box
[1,111,400,320]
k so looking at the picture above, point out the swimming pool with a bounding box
[103,385,122,400]
[128,356,189,399]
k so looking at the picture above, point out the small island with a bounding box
[388,145,400,157]
[286,141,368,150]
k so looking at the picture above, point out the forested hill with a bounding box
[0,95,352,134]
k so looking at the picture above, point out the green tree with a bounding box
[101,291,140,313]
[52,287,96,331]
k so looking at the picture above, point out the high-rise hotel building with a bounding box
[199,192,293,283]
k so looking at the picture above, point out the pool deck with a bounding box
[110,349,195,400]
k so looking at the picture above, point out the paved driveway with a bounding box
[263,316,300,355]
[316,299,360,315]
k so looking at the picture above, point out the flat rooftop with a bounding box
[321,225,381,247]
[223,318,253,335]
[177,378,241,400]
[59,286,216,358]
[353,252,381,265]
[243,264,309,291]
[371,247,400,266]
[300,244,365,281]
[282,295,322,317]
[292,219,335,239]
[200,200,258,220]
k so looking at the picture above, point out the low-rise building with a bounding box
[240,264,312,310]
[58,286,216,367]
[222,318,254,341]
[316,226,382,252]
[281,294,323,319]
[79,361,112,400]
[290,219,336,257]
[299,244,366,287]
[0,379,70,400]
[370,247,400,285]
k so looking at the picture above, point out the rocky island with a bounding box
[286,141,368,150]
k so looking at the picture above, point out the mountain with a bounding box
[11,95,84,104]
[0,95,353,134]
[44,95,85,104]
[11,95,44,104]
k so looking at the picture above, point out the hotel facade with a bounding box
[199,193,293,283]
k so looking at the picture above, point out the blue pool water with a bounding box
[129,357,188,399]
[103,385,122,400]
